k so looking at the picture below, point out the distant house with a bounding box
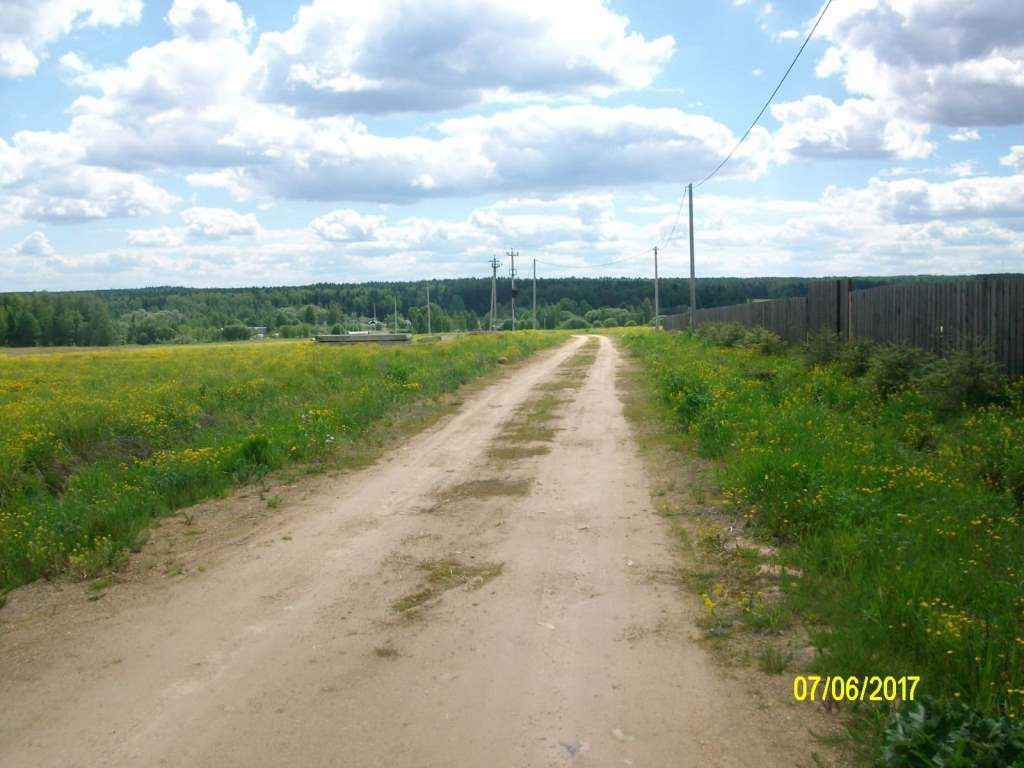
[249,326,268,339]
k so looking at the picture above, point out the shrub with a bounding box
[558,315,591,329]
[866,343,933,398]
[922,345,1007,412]
[698,322,746,347]
[805,328,842,366]
[838,338,875,378]
[742,327,785,355]
[221,324,251,341]
[877,696,1024,768]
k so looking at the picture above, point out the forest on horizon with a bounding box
[1,273,1018,347]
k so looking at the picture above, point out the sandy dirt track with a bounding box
[1,335,813,768]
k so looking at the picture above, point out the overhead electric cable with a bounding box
[662,0,834,248]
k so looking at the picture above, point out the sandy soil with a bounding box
[0,335,820,768]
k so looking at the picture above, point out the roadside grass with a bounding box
[617,327,1024,751]
[392,557,504,615]
[0,332,565,590]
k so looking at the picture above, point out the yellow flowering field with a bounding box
[0,332,562,589]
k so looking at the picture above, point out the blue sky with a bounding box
[1,0,1022,291]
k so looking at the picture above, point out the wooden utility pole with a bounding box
[426,283,431,335]
[508,249,518,331]
[653,245,660,330]
[688,183,696,331]
[532,258,537,330]
[489,255,501,331]
[393,296,398,334]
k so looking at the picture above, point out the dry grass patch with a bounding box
[392,558,504,614]
[486,444,552,461]
[446,478,532,499]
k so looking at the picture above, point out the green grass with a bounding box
[0,332,564,589]
[619,329,1024,723]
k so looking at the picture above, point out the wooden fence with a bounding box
[662,277,1024,378]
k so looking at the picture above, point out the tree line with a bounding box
[1,274,1014,347]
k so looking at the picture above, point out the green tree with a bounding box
[13,312,42,346]
[221,324,252,341]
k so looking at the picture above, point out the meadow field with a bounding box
[0,332,562,590]
[620,328,1024,752]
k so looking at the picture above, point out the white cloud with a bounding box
[14,231,56,257]
[166,0,252,43]
[947,160,975,178]
[0,0,142,77]
[948,128,980,142]
[249,0,675,114]
[181,207,260,239]
[772,96,934,160]
[187,104,775,203]
[825,173,1024,223]
[815,0,1024,126]
[126,226,184,247]
[0,131,178,223]
[311,209,386,242]
[1000,145,1024,173]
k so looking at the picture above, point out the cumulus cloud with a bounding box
[187,104,775,203]
[14,231,56,257]
[166,0,252,43]
[249,0,675,114]
[824,173,1024,223]
[126,226,184,248]
[311,209,386,242]
[772,96,934,160]
[948,128,980,142]
[1000,146,1024,173]
[0,131,178,223]
[815,0,1024,126]
[0,0,142,77]
[181,207,260,239]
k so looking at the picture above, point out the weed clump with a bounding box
[877,696,1024,768]
[921,344,1007,412]
[865,343,933,398]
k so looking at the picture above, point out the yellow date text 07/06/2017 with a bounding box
[792,675,920,704]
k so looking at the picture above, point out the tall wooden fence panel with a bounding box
[661,278,1023,377]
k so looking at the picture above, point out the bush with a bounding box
[922,345,1007,412]
[697,322,746,347]
[805,328,843,366]
[221,324,251,341]
[877,696,1024,768]
[838,338,875,377]
[558,315,591,329]
[866,343,933,398]
[742,327,785,355]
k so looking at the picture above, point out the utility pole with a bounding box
[653,245,660,331]
[688,183,696,331]
[532,258,537,330]
[507,249,518,331]
[393,296,398,334]
[426,283,431,335]
[489,255,501,331]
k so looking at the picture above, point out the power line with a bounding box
[662,0,834,248]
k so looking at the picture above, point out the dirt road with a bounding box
[1,335,812,767]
